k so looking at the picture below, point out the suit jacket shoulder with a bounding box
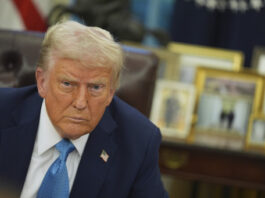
[0,86,42,195]
[0,85,42,128]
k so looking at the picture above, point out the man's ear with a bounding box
[35,67,48,98]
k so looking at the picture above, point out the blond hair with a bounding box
[37,20,124,88]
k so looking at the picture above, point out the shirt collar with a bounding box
[36,100,89,156]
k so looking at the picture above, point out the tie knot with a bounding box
[56,139,75,161]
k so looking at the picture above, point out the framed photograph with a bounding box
[193,67,264,138]
[122,41,180,80]
[246,114,265,151]
[251,46,265,75]
[168,42,244,84]
[150,80,196,141]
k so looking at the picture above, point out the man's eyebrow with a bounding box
[87,78,108,84]
[58,74,77,81]
[87,81,107,85]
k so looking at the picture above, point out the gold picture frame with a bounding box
[191,67,264,149]
[246,114,265,151]
[168,42,244,84]
[261,81,265,115]
[122,41,179,80]
[150,80,196,142]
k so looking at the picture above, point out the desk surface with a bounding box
[159,141,265,191]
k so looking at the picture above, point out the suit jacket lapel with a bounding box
[0,92,42,194]
[70,107,117,198]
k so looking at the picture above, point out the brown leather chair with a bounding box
[0,29,158,117]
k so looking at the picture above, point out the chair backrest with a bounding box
[0,29,158,117]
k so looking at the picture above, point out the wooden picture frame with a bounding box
[122,41,180,80]
[192,67,264,149]
[168,42,244,84]
[150,80,196,141]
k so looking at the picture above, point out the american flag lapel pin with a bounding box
[100,149,109,163]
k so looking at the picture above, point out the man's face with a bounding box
[36,58,115,139]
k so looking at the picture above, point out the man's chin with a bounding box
[57,125,92,139]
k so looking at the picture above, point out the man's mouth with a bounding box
[67,116,88,123]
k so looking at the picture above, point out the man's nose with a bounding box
[73,87,88,110]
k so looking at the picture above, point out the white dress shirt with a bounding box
[20,101,89,198]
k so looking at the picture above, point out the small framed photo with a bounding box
[251,46,265,75]
[150,80,196,141]
[168,42,244,84]
[122,41,179,80]
[246,114,265,150]
[194,67,264,137]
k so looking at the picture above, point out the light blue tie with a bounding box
[37,139,75,198]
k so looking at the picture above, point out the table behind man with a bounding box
[0,21,168,198]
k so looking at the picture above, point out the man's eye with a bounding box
[90,84,104,92]
[62,81,71,87]
[93,85,101,90]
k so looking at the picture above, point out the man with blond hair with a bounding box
[0,21,168,198]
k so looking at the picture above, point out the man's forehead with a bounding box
[46,58,114,84]
[55,66,111,81]
[59,73,109,83]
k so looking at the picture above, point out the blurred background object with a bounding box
[1,0,265,67]
[47,0,170,46]
[169,0,265,67]
[0,0,53,31]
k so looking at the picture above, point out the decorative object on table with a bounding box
[192,67,264,150]
[246,114,265,152]
[168,42,244,84]
[150,80,196,141]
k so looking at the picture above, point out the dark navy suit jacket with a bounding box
[0,85,168,198]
